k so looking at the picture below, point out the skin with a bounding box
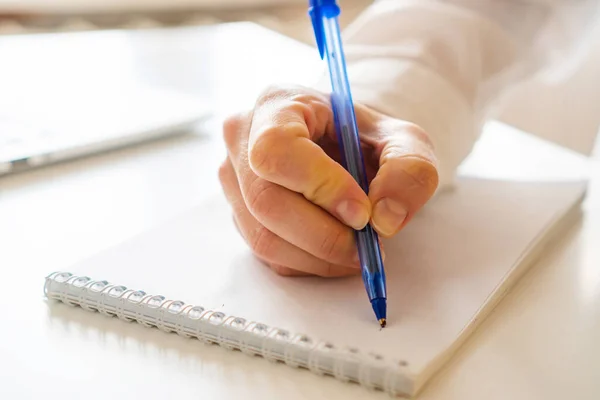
[219,85,439,277]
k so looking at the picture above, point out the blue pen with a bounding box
[308,0,387,328]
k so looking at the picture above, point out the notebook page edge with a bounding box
[412,181,587,394]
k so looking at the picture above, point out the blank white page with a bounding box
[64,175,586,393]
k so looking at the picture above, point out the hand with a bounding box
[219,85,438,277]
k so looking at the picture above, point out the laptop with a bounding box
[0,85,208,176]
[0,29,211,177]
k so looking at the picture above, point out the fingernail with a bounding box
[372,198,407,236]
[336,200,370,230]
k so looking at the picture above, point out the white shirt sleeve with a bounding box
[316,0,600,188]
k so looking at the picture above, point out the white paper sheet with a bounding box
[63,175,586,392]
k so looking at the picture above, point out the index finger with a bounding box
[247,88,371,230]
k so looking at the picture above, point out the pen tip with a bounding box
[371,297,387,328]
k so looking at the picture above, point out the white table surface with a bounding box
[1,23,599,400]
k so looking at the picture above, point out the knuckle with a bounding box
[278,85,323,105]
[245,179,278,218]
[255,85,321,112]
[256,85,289,107]
[303,172,338,203]
[403,122,434,149]
[286,98,311,115]
[248,225,275,259]
[249,134,303,179]
[222,115,243,148]
[248,126,282,175]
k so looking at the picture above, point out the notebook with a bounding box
[43,126,589,397]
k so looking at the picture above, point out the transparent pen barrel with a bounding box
[321,15,386,301]
[322,15,368,194]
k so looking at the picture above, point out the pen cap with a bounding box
[308,0,340,59]
[309,0,339,14]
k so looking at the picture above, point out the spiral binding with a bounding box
[44,272,413,397]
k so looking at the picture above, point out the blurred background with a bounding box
[0,0,372,43]
[1,0,599,159]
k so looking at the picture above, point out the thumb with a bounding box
[368,123,439,238]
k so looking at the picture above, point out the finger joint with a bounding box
[245,179,279,218]
[248,127,286,177]
[222,114,243,148]
[248,226,276,260]
[317,226,349,264]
